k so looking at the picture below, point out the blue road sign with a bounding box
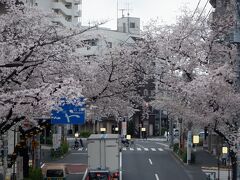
[51,98,85,124]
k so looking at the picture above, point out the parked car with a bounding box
[43,165,68,180]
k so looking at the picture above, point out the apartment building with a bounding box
[79,16,141,56]
[25,0,82,27]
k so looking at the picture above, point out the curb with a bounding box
[170,149,187,166]
[201,166,230,171]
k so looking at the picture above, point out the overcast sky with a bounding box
[81,0,212,30]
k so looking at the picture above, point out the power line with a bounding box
[195,0,210,23]
[191,0,202,19]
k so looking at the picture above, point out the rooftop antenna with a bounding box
[125,1,133,17]
[119,8,127,18]
[127,2,130,17]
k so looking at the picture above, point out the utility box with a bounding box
[87,134,120,178]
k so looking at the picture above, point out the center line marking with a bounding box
[155,173,159,180]
[149,158,153,165]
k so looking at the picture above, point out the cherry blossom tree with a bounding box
[138,7,240,176]
[0,1,143,134]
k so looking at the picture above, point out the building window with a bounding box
[65,16,72,21]
[130,22,135,28]
[150,90,155,97]
[143,89,148,96]
[83,39,98,47]
[123,23,126,33]
[107,42,112,48]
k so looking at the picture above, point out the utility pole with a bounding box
[187,122,192,165]
[179,118,183,149]
[235,1,240,179]
[169,116,174,148]
[159,110,162,136]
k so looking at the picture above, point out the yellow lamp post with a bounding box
[115,127,119,133]
[193,135,200,152]
[193,135,200,144]
[222,147,228,154]
[141,128,146,140]
[74,132,79,138]
[100,128,106,134]
[126,135,131,140]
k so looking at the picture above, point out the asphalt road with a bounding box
[42,138,205,180]
[123,139,207,180]
[122,139,191,180]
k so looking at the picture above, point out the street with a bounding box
[41,138,206,180]
[122,139,191,180]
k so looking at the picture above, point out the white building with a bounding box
[80,16,141,57]
[24,0,82,27]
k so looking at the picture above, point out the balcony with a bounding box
[53,17,73,27]
[74,0,82,4]
[52,2,73,16]
[74,10,81,17]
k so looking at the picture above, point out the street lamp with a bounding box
[193,135,200,144]
[126,135,131,140]
[141,128,146,139]
[222,146,230,180]
[74,132,79,138]
[193,135,200,152]
[100,128,106,134]
[222,147,228,154]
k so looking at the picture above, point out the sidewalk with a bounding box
[40,144,53,163]
[170,146,230,180]
[193,147,231,179]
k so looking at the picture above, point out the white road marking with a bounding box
[120,152,122,180]
[149,158,153,165]
[158,148,164,151]
[40,163,45,168]
[130,148,134,151]
[136,144,145,148]
[137,148,141,151]
[155,173,159,180]
[122,147,127,151]
[71,153,87,155]
[144,148,149,151]
[156,142,169,147]
[151,148,156,151]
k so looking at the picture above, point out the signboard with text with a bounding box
[51,98,85,124]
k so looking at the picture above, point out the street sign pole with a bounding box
[159,110,162,136]
[187,130,192,165]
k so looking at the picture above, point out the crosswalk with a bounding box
[122,147,164,152]
[77,147,87,151]
[76,147,164,152]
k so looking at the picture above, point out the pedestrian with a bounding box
[79,138,84,147]
[74,138,79,149]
